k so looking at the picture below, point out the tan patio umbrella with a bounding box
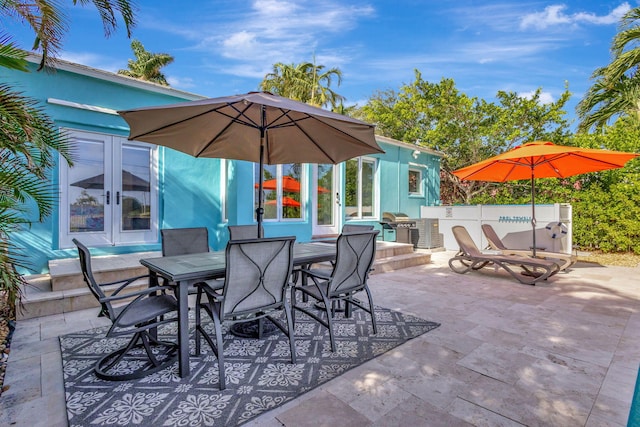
[453,141,638,256]
[119,92,383,237]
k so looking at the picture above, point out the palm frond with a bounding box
[0,34,29,71]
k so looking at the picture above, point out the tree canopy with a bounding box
[259,60,345,109]
[118,39,174,85]
[355,70,571,204]
[577,6,640,132]
[0,0,137,311]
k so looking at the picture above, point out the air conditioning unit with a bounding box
[415,218,443,248]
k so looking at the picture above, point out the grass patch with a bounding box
[577,251,640,267]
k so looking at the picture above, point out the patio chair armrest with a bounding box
[300,268,331,280]
[99,285,171,304]
[197,281,224,301]
[99,274,155,296]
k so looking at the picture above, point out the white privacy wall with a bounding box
[421,204,572,254]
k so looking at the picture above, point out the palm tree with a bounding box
[577,6,640,132]
[577,71,640,133]
[0,0,135,70]
[0,0,136,314]
[260,60,345,109]
[118,39,174,85]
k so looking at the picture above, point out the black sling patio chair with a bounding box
[73,238,178,381]
[194,236,298,390]
[228,224,264,240]
[448,225,561,286]
[161,227,210,257]
[291,230,379,352]
[342,224,375,232]
[161,227,222,294]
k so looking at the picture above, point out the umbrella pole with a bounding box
[256,107,266,238]
[530,167,537,257]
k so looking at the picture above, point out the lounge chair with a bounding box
[482,224,576,271]
[448,226,561,285]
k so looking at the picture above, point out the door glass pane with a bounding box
[316,164,334,226]
[257,163,277,220]
[282,163,302,219]
[69,141,105,232]
[344,159,359,218]
[362,160,375,217]
[121,144,151,231]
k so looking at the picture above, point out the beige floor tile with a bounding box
[459,374,591,427]
[275,390,371,427]
[447,397,526,427]
[457,342,540,384]
[4,250,640,427]
[372,395,474,427]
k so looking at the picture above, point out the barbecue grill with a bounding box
[380,212,419,246]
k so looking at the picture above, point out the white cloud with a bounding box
[574,3,631,25]
[520,3,631,30]
[60,52,122,73]
[221,31,260,59]
[519,90,554,104]
[166,76,196,90]
[211,1,374,63]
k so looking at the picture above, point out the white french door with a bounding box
[59,129,158,248]
[312,164,341,236]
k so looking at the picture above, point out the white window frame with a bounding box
[408,167,423,196]
[345,157,379,220]
[58,129,158,248]
[254,163,306,222]
[221,159,228,223]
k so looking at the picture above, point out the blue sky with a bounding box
[6,1,637,127]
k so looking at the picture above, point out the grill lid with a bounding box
[382,212,411,222]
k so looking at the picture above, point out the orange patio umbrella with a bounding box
[453,141,638,255]
[264,196,301,207]
[256,176,330,193]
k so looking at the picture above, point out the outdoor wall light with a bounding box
[412,149,420,159]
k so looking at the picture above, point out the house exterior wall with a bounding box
[375,139,441,217]
[4,59,442,275]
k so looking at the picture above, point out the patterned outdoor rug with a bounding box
[60,304,440,426]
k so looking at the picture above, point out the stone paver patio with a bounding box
[1,250,638,426]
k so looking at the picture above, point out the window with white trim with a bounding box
[254,163,304,221]
[408,168,422,195]
[221,159,228,222]
[345,157,377,219]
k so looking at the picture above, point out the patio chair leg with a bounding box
[283,302,297,364]
[195,289,203,356]
[213,312,226,390]
[320,295,337,352]
[364,286,377,334]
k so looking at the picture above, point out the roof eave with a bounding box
[25,53,207,101]
[375,134,444,158]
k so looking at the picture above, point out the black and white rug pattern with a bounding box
[60,304,440,426]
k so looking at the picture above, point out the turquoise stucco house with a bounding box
[5,55,443,275]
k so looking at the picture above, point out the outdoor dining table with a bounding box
[139,241,337,378]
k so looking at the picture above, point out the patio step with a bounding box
[372,250,432,274]
[17,242,434,320]
[49,251,161,292]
